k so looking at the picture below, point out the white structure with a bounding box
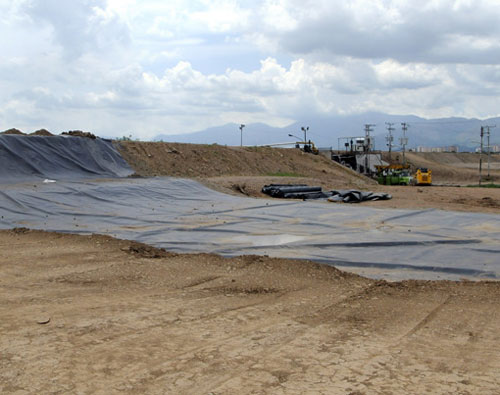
[417,146,459,153]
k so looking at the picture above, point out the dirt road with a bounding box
[2,229,499,394]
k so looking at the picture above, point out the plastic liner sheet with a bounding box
[0,134,133,184]
[1,177,499,281]
[327,190,392,203]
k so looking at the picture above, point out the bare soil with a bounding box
[61,130,97,139]
[116,142,372,188]
[30,129,54,136]
[117,142,500,214]
[2,142,499,394]
[385,151,500,185]
[2,229,500,394]
[1,128,24,135]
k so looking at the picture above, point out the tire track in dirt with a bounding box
[402,295,452,338]
[86,304,303,392]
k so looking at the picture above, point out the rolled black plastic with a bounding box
[262,184,322,198]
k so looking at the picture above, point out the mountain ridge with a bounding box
[154,113,499,151]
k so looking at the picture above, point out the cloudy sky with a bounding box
[1,0,500,139]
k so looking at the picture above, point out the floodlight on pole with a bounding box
[288,133,301,141]
[239,124,245,147]
[301,126,309,142]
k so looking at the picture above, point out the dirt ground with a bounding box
[2,229,500,394]
[116,142,374,189]
[201,176,500,214]
[399,152,500,185]
[117,142,500,214]
[2,142,499,394]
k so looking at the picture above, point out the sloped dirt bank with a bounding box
[116,141,372,189]
[117,141,500,213]
[2,229,499,394]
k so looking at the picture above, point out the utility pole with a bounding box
[239,124,245,147]
[364,124,375,174]
[479,126,484,185]
[385,122,395,160]
[364,124,375,151]
[487,127,491,178]
[486,125,495,178]
[481,125,496,180]
[400,123,409,165]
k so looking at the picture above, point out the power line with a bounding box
[364,124,375,150]
[400,123,409,165]
[385,122,395,159]
[364,124,375,174]
[481,125,496,181]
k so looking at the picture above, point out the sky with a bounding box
[1,0,500,140]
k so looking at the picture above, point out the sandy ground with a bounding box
[1,142,499,394]
[116,142,500,214]
[203,176,500,214]
[400,152,500,185]
[1,229,500,394]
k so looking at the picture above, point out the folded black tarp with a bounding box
[0,134,133,184]
[262,184,392,203]
[328,190,392,203]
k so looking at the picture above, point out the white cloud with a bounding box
[374,60,445,89]
[2,0,500,139]
[191,0,251,33]
[266,0,500,64]
[22,0,130,59]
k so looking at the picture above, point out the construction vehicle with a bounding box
[294,140,319,155]
[415,168,432,185]
[375,165,413,186]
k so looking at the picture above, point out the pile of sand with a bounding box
[30,128,54,136]
[61,130,97,139]
[0,128,25,135]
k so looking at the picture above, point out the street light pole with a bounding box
[239,124,245,147]
[301,126,309,143]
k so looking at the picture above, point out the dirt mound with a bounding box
[30,128,53,136]
[125,241,177,259]
[116,141,373,190]
[62,130,97,139]
[1,128,25,135]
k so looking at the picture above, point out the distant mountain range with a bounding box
[154,112,500,151]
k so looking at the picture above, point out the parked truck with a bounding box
[375,165,413,186]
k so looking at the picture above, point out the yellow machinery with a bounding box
[294,141,319,155]
[415,168,432,185]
